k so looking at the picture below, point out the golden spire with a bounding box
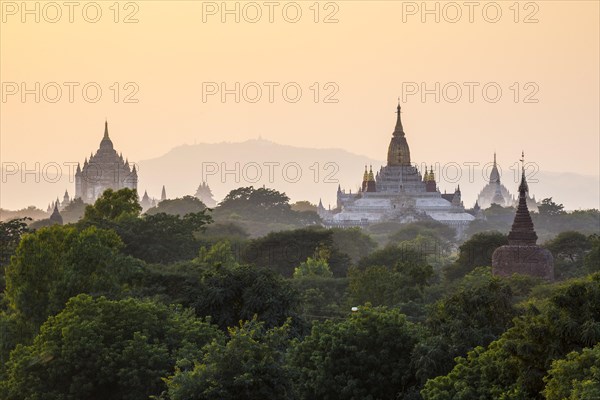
[362,165,369,181]
[423,165,429,181]
[368,165,375,181]
[429,166,435,182]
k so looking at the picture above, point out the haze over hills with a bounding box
[136,139,600,211]
[1,139,598,213]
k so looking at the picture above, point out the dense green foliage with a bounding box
[348,261,434,307]
[164,318,293,400]
[288,306,423,400]
[543,343,600,400]
[330,227,378,263]
[60,198,87,224]
[82,188,142,222]
[5,225,141,330]
[544,231,595,279]
[242,228,351,277]
[212,187,320,236]
[421,273,600,399]
[146,195,207,216]
[0,218,30,294]
[134,241,301,332]
[413,268,520,383]
[1,187,598,399]
[79,189,213,264]
[444,231,508,281]
[0,294,223,400]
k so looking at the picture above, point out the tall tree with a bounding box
[444,231,508,281]
[288,306,423,399]
[82,188,142,223]
[0,294,223,400]
[5,225,140,330]
[0,218,30,294]
[164,318,294,400]
[538,197,566,216]
[145,196,207,217]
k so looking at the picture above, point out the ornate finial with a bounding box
[368,165,375,182]
[104,120,109,139]
[519,151,529,194]
[393,100,404,136]
[520,151,525,170]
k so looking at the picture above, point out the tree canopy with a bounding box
[146,195,207,217]
[0,294,223,400]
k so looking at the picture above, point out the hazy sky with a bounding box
[1,1,599,209]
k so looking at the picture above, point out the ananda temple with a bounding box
[318,104,475,236]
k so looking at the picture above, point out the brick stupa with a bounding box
[492,155,554,281]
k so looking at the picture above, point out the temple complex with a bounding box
[318,103,475,236]
[74,121,137,203]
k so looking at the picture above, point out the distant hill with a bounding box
[136,139,381,210]
[135,139,599,212]
[0,207,48,222]
[1,139,598,213]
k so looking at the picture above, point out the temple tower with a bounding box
[365,165,377,192]
[492,153,554,280]
[387,103,411,166]
[49,202,63,225]
[75,121,137,203]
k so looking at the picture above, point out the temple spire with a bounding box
[518,151,528,193]
[104,119,109,139]
[368,165,375,181]
[49,201,63,225]
[490,152,501,184]
[507,151,537,245]
[393,99,405,137]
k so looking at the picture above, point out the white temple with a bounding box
[318,104,475,236]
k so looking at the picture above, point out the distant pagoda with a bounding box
[476,152,538,211]
[49,201,63,225]
[492,153,554,280]
[195,182,217,208]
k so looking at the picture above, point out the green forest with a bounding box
[0,187,598,400]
